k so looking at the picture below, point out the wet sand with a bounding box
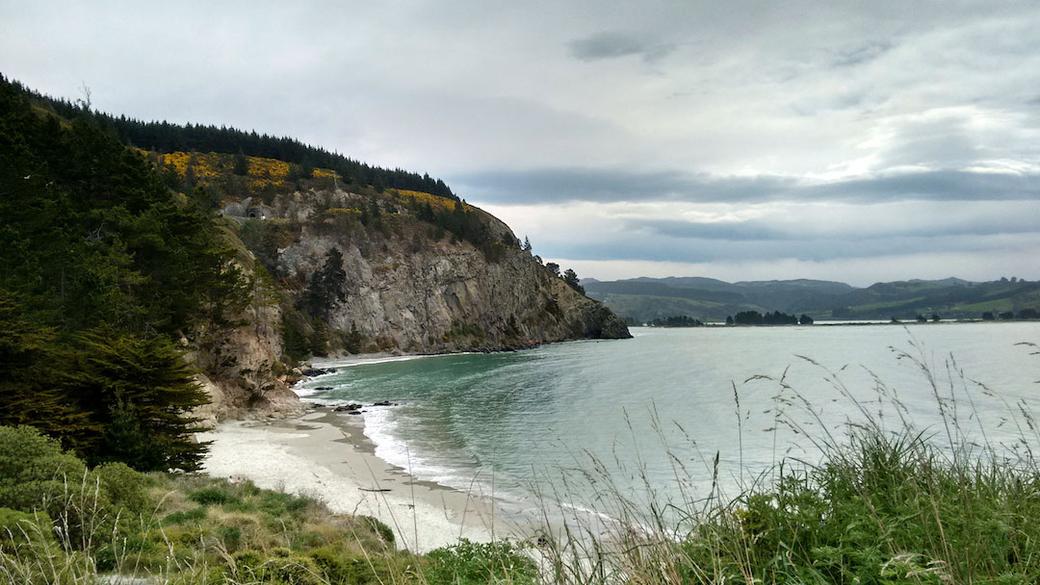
[199,409,528,552]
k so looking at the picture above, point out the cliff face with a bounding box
[188,271,302,424]
[195,185,629,421]
[280,225,630,353]
[235,188,630,354]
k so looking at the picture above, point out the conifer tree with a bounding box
[62,330,210,471]
[304,248,347,320]
[233,149,249,175]
[0,293,92,451]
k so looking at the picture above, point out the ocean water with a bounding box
[300,323,1040,516]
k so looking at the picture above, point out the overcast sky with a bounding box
[3,1,1038,285]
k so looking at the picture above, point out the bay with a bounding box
[301,323,1040,516]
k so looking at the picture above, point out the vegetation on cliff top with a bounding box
[9,77,456,200]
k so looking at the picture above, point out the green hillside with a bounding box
[586,276,1040,323]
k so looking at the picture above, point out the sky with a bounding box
[2,1,1038,285]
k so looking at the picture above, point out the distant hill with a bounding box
[585,276,1040,323]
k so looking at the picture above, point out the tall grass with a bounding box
[3,339,1038,583]
[528,338,1040,584]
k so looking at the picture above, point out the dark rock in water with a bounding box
[301,368,327,377]
[333,403,364,412]
[312,404,326,409]
[346,410,362,415]
[326,368,337,373]
[315,386,333,391]
[371,400,398,407]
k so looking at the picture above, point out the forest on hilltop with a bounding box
[7,77,456,199]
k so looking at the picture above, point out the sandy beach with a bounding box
[199,409,526,553]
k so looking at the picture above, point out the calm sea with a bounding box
[300,323,1040,518]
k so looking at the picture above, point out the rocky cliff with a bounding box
[187,262,302,424]
[178,161,630,421]
[233,188,630,355]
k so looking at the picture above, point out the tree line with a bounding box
[647,315,705,327]
[5,77,456,199]
[726,311,813,326]
[0,75,246,472]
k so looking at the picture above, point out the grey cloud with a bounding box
[549,232,1040,265]
[627,215,1040,242]
[567,31,675,62]
[459,168,1040,205]
[456,168,796,203]
[830,42,892,67]
[808,171,1040,202]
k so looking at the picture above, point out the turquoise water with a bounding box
[301,323,1040,513]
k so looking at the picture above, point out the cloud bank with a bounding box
[2,1,1037,283]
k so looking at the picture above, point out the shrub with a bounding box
[163,507,208,525]
[189,486,240,507]
[424,539,537,585]
[309,545,383,584]
[360,515,395,546]
[0,426,87,513]
[92,461,153,516]
[0,508,52,552]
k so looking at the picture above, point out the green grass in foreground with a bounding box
[3,342,1040,583]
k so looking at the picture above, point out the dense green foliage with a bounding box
[8,78,456,199]
[676,431,1040,584]
[415,198,514,261]
[0,75,246,470]
[425,539,538,584]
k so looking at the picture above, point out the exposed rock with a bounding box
[193,189,630,422]
[188,261,303,424]
[266,189,631,354]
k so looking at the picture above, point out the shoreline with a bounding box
[199,409,530,553]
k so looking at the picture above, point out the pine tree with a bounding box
[563,269,585,294]
[0,292,93,451]
[344,321,364,354]
[304,248,347,320]
[62,330,210,471]
[233,149,249,175]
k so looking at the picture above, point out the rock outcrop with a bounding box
[195,187,630,420]
[187,267,302,424]
[248,189,631,353]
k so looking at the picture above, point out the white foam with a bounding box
[200,421,496,552]
[312,352,474,370]
[361,407,467,487]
